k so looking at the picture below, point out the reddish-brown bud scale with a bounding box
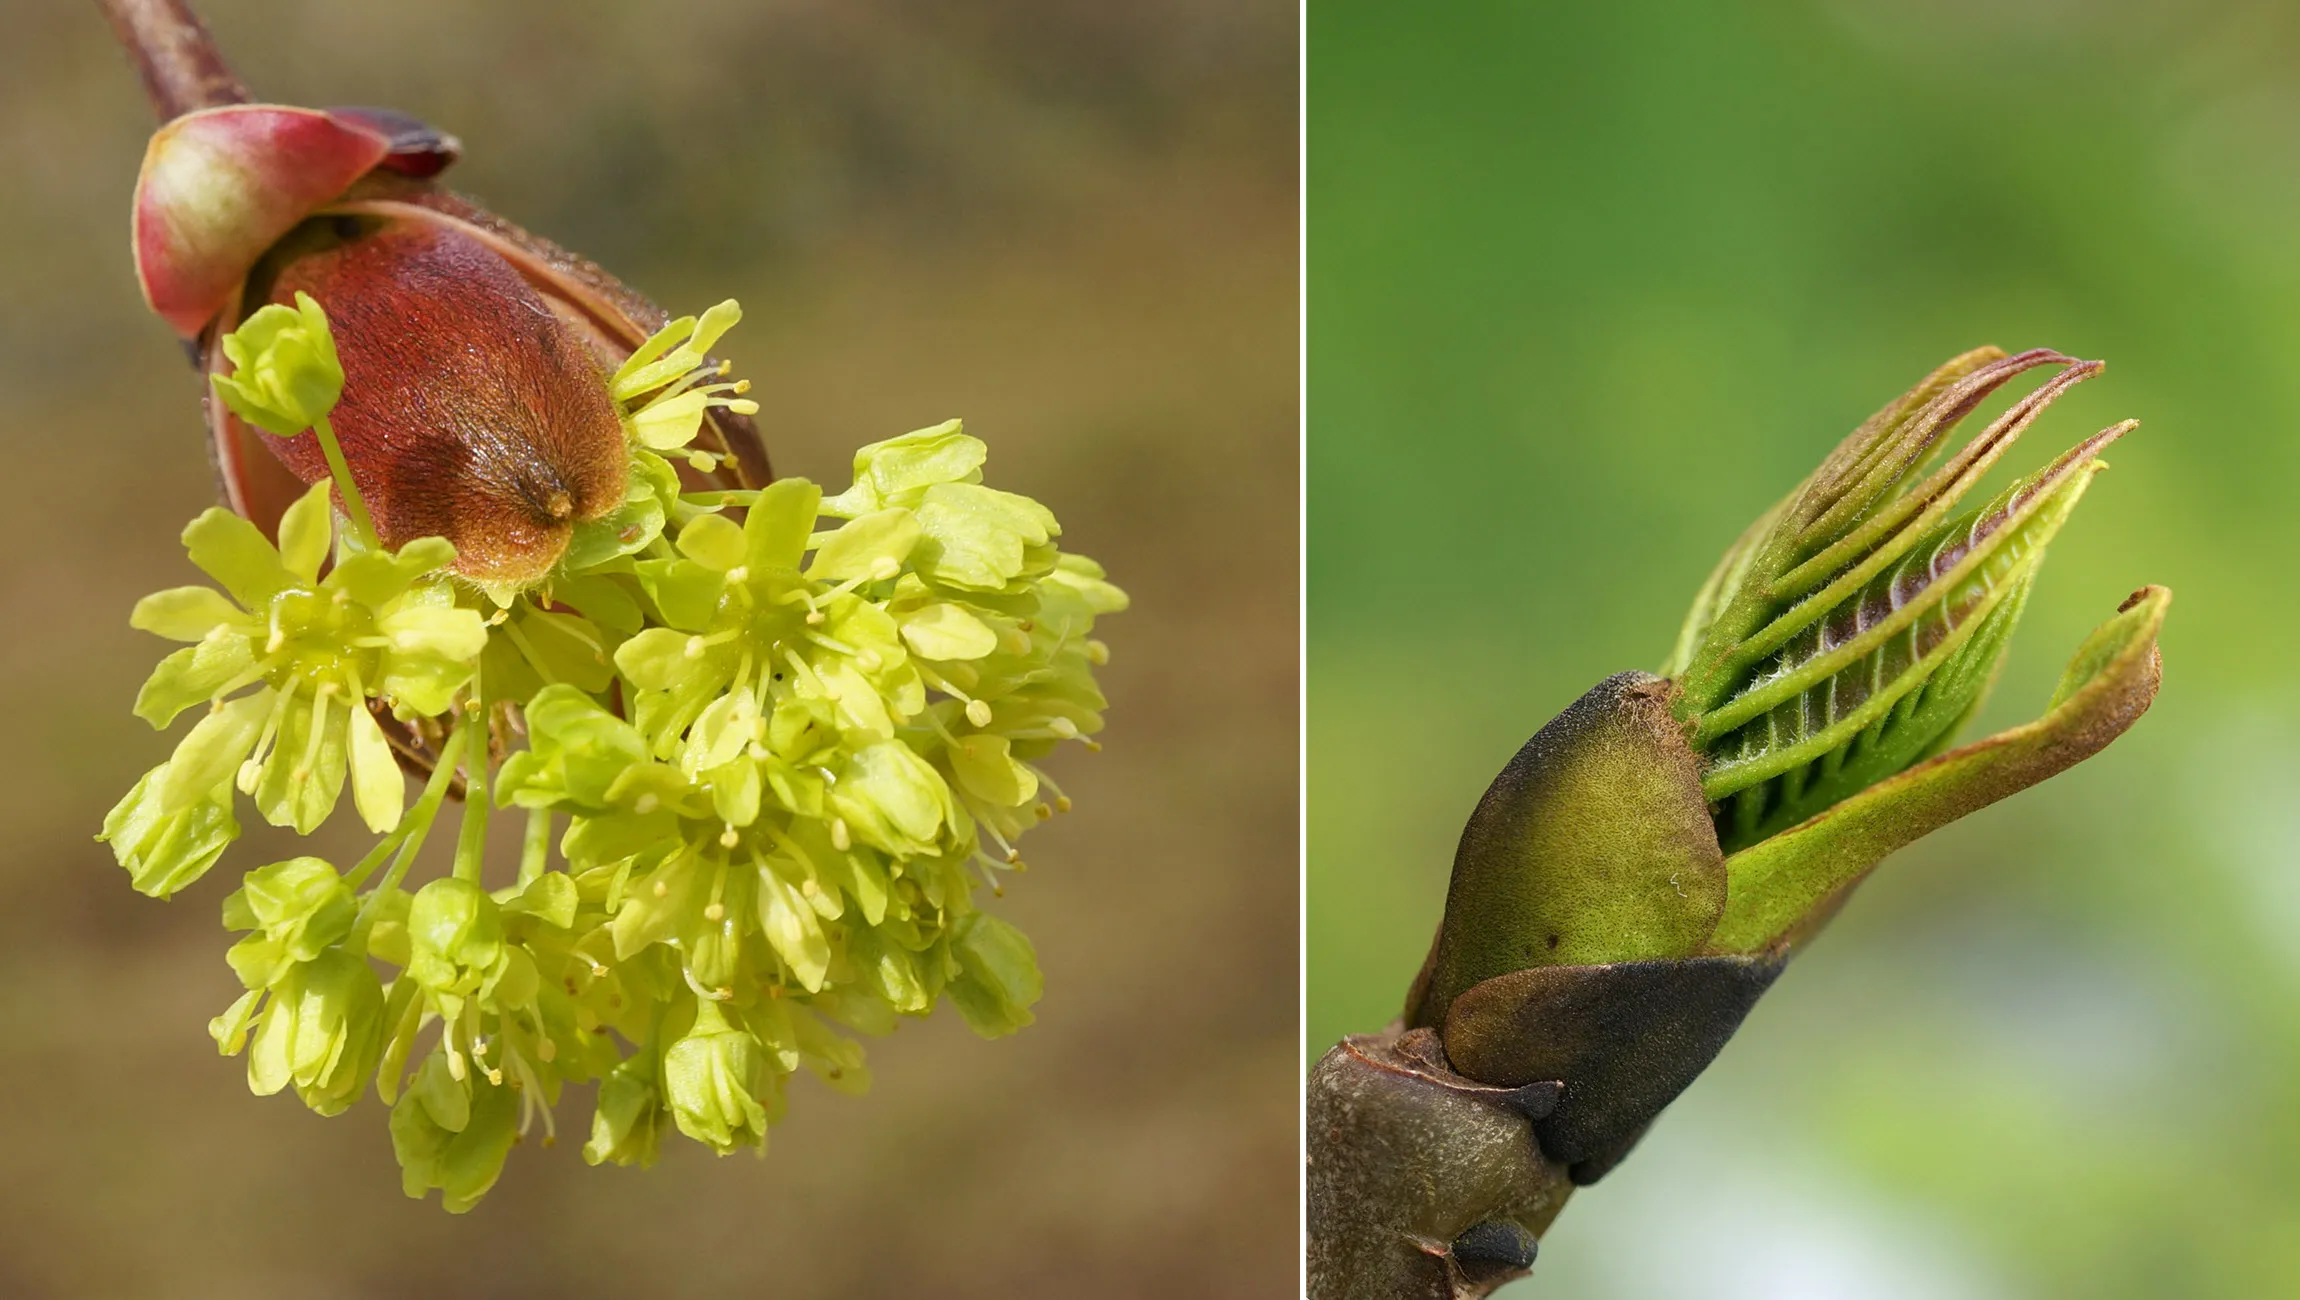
[110,1,768,589]
[257,221,629,587]
[133,106,388,337]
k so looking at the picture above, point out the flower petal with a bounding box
[182,507,292,608]
[277,480,336,583]
[348,699,404,833]
[132,586,246,641]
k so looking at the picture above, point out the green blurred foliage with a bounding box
[1311,1,2300,1294]
[0,2,1295,1296]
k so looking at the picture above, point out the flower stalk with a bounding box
[1308,348,2168,1297]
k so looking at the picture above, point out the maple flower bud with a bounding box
[663,1001,779,1155]
[208,291,342,436]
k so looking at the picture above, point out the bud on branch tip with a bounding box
[1312,350,2166,1298]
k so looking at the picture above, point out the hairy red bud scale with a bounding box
[252,221,630,587]
[123,88,771,577]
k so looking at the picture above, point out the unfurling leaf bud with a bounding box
[1664,348,2129,851]
[1402,348,2166,1199]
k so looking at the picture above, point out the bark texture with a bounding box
[1306,1029,1572,1300]
[98,0,248,119]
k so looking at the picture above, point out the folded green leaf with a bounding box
[1663,348,2136,854]
[1706,585,2168,955]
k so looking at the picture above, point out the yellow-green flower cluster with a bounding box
[491,419,1125,1165]
[100,298,1122,1212]
[103,480,484,894]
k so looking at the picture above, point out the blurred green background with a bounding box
[1311,1,2300,1295]
[0,2,1294,1296]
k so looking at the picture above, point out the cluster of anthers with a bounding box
[101,297,1124,1210]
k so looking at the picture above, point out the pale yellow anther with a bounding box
[652,879,670,898]
[966,699,994,728]
[719,827,740,849]
[830,818,851,852]
[704,902,726,922]
[685,636,708,660]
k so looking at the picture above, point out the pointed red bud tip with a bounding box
[133,105,392,337]
[325,106,462,178]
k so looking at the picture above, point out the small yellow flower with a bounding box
[209,290,343,436]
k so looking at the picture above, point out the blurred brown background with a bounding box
[0,2,1297,1295]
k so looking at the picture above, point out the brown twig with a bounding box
[96,0,248,122]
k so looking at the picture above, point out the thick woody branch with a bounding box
[1306,1028,1573,1300]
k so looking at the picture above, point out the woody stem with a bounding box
[94,0,249,122]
